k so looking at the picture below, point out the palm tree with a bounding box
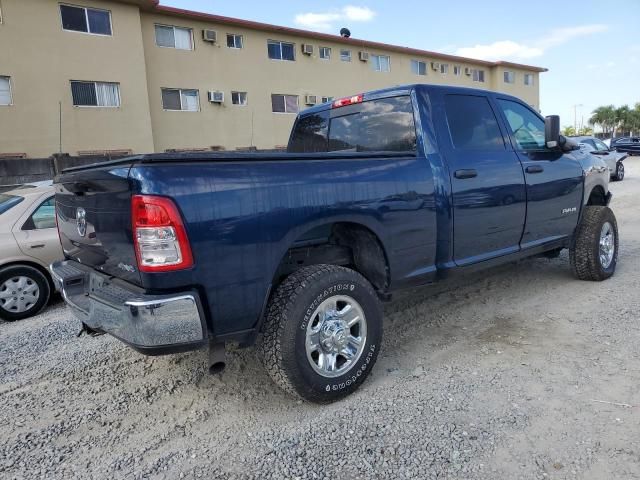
[589,105,617,137]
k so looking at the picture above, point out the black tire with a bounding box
[613,162,625,181]
[258,265,382,403]
[570,206,618,281]
[0,265,51,321]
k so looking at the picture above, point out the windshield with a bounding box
[0,194,24,215]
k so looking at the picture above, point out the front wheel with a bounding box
[258,265,382,403]
[614,162,625,181]
[570,206,618,281]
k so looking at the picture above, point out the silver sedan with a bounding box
[574,136,627,181]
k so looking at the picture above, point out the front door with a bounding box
[495,99,583,248]
[441,93,527,265]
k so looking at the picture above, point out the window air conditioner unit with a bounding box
[202,29,217,43]
[431,61,440,71]
[464,67,472,76]
[359,51,369,61]
[302,44,314,55]
[208,91,224,103]
[304,95,317,105]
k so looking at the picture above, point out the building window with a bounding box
[472,69,485,83]
[504,71,515,84]
[271,94,298,113]
[161,88,199,111]
[268,40,295,61]
[155,25,193,50]
[371,54,390,72]
[524,73,534,86]
[0,76,12,105]
[411,60,427,76]
[340,49,351,62]
[453,65,461,76]
[319,47,331,60]
[60,4,112,36]
[440,63,449,74]
[227,33,243,49]
[321,96,333,103]
[71,81,120,107]
[231,91,247,105]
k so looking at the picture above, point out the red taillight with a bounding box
[131,195,193,272]
[332,94,363,109]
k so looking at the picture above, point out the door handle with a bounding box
[29,244,45,249]
[525,165,544,174]
[454,169,477,179]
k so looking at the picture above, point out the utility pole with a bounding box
[573,104,583,133]
[59,101,63,154]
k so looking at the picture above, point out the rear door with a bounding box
[13,194,63,266]
[495,98,583,248]
[439,93,527,265]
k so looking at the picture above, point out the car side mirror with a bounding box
[545,115,578,152]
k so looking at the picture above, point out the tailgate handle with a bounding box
[454,169,477,179]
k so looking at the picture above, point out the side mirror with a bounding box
[544,115,560,148]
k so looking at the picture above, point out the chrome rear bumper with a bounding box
[50,260,207,355]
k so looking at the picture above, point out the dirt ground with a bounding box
[1,158,639,480]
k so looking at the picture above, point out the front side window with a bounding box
[161,88,199,111]
[472,69,485,82]
[411,60,426,76]
[71,81,120,107]
[271,94,298,113]
[524,73,534,86]
[319,47,331,59]
[0,76,12,105]
[440,63,449,74]
[504,71,515,83]
[268,40,295,61]
[329,96,416,152]
[340,49,351,62]
[444,95,504,150]
[226,33,243,49]
[371,54,390,72]
[498,99,546,150]
[23,197,56,230]
[60,4,112,35]
[594,138,609,151]
[155,25,193,50]
[231,91,247,106]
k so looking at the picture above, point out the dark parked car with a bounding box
[611,136,640,155]
[51,85,617,403]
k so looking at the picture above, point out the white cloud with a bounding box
[294,5,375,31]
[455,24,609,61]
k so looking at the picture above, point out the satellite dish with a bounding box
[340,27,351,38]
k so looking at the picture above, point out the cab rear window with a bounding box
[288,96,417,153]
[0,194,24,215]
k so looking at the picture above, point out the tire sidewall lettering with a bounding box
[300,283,356,331]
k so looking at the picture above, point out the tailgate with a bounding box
[54,164,141,286]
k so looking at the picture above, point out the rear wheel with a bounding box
[258,265,382,403]
[570,206,618,281]
[0,265,51,321]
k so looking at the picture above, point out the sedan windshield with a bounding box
[0,194,25,215]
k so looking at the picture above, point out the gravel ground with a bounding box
[2,158,640,480]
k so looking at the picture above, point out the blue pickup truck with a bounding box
[51,84,618,403]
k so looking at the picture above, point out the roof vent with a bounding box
[340,27,351,38]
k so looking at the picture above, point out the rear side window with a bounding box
[0,194,24,215]
[329,96,416,152]
[288,111,329,153]
[444,95,504,150]
[23,197,56,230]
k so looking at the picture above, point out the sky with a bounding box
[162,0,640,131]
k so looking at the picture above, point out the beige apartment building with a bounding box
[0,0,547,158]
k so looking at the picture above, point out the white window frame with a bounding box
[70,81,120,108]
[371,54,390,72]
[271,94,298,114]
[59,4,113,37]
[154,24,194,50]
[231,91,248,106]
[524,73,534,86]
[472,69,485,83]
[267,40,295,61]
[411,60,427,76]
[227,33,243,49]
[319,47,331,60]
[440,63,449,74]
[453,65,461,76]
[340,49,351,62]
[161,88,200,112]
[0,76,13,106]
[321,96,333,103]
[503,71,515,84]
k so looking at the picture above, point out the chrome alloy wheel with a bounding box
[599,222,615,269]
[0,276,40,314]
[617,163,624,180]
[305,295,367,378]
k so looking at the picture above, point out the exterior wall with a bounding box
[0,0,543,157]
[0,0,154,157]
